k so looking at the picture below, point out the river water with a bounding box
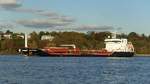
[0,55,149,84]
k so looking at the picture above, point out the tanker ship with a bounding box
[18,33,134,57]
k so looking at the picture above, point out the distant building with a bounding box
[3,34,12,39]
[16,34,31,39]
[16,34,25,39]
[41,35,54,41]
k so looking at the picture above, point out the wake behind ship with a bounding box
[18,33,134,57]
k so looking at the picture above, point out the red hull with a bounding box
[41,47,112,57]
[18,48,134,57]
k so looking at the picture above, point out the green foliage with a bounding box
[28,31,40,48]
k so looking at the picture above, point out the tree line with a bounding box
[0,30,150,54]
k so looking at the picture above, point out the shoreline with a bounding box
[135,54,150,57]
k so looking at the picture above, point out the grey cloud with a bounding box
[73,25,114,31]
[16,18,73,28]
[38,12,75,22]
[38,11,59,17]
[12,8,44,13]
[14,9,75,29]
[7,7,73,22]
[0,0,21,9]
[30,10,72,20]
[0,22,14,29]
[0,4,21,9]
[6,7,75,29]
[60,16,75,22]
[0,0,75,29]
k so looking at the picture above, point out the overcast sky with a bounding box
[0,0,150,34]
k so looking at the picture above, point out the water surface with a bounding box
[0,55,149,84]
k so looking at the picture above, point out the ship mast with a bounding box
[111,27,121,39]
[111,32,117,39]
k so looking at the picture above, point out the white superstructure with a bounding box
[105,38,134,53]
